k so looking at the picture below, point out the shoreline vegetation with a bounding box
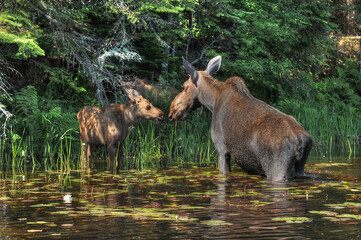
[1,106,359,172]
[1,1,361,171]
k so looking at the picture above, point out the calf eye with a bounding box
[146,105,151,110]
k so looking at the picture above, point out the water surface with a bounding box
[1,155,361,239]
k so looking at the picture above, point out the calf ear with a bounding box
[125,88,142,102]
[182,57,199,87]
[205,56,221,75]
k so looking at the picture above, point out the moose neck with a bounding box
[197,72,223,113]
[121,102,139,126]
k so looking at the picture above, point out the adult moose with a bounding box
[77,89,164,170]
[169,56,312,181]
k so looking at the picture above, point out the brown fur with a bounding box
[169,57,312,181]
[77,96,164,169]
[122,78,179,102]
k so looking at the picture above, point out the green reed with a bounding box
[278,100,360,156]
[122,110,217,170]
[57,137,73,172]
[3,97,360,172]
[0,130,80,172]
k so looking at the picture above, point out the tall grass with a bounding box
[3,96,360,172]
[124,111,217,170]
[278,99,360,155]
[0,133,79,172]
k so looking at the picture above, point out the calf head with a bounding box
[168,56,221,120]
[126,89,164,120]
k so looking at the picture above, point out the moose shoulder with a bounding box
[169,56,312,181]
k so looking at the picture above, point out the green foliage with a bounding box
[38,64,89,108]
[315,75,361,112]
[0,11,45,59]
[12,85,80,168]
[123,111,217,170]
[196,0,336,103]
[278,98,360,149]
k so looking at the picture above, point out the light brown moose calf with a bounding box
[77,89,164,169]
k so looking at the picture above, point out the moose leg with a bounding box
[107,144,116,170]
[215,152,231,174]
[80,142,92,169]
[295,135,312,176]
[267,150,295,182]
[295,153,309,177]
[222,153,231,173]
[80,142,86,164]
[211,129,231,174]
[295,160,306,176]
[107,143,123,170]
[115,144,124,170]
[87,144,94,168]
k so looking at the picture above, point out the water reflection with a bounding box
[1,160,361,238]
[202,175,312,239]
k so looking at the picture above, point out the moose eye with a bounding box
[146,105,151,110]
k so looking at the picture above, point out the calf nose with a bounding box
[159,111,164,119]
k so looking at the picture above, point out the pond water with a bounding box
[1,154,361,239]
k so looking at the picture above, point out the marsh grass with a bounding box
[278,100,360,157]
[2,98,360,171]
[123,111,217,170]
[0,133,79,172]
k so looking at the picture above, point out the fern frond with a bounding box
[15,85,40,117]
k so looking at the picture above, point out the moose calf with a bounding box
[122,78,179,103]
[77,89,164,169]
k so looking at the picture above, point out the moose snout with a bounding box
[168,111,174,121]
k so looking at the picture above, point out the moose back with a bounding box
[121,78,179,103]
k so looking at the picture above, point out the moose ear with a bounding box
[182,57,199,87]
[125,88,142,102]
[205,56,221,75]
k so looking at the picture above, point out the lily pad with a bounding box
[201,220,233,226]
[272,217,312,223]
[309,211,338,216]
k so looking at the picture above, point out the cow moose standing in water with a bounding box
[77,89,164,170]
[169,56,312,181]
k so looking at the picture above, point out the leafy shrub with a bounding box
[0,11,45,59]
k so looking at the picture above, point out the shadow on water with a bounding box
[1,152,361,239]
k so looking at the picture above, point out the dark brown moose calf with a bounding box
[77,89,164,169]
[121,78,179,103]
[169,56,312,181]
